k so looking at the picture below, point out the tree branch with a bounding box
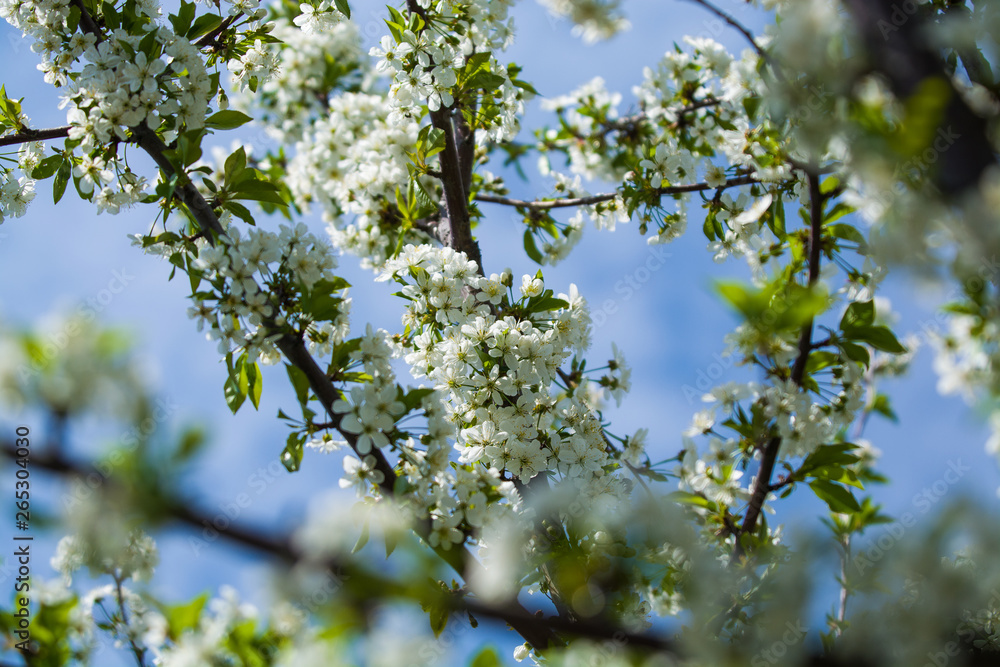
[430,107,483,271]
[475,175,758,211]
[129,125,226,242]
[0,440,575,652]
[595,98,722,139]
[681,0,784,82]
[69,0,102,39]
[734,170,823,560]
[194,14,239,49]
[455,100,477,194]
[0,126,71,148]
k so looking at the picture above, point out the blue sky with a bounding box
[1,0,998,664]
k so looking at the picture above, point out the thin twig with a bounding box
[114,573,147,667]
[194,14,239,48]
[475,175,757,211]
[681,0,785,83]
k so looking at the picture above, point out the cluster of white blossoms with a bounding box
[932,311,1000,468]
[536,0,629,44]
[286,92,427,268]
[0,0,218,220]
[0,168,37,223]
[704,191,780,280]
[52,528,159,585]
[369,0,523,139]
[292,0,346,33]
[136,220,341,362]
[227,38,280,92]
[532,37,785,254]
[236,17,365,142]
[363,244,637,549]
[539,76,627,183]
[329,323,407,472]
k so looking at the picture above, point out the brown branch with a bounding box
[0,440,565,651]
[11,442,1000,665]
[194,14,239,49]
[475,174,758,211]
[69,0,102,38]
[272,330,397,496]
[129,125,226,242]
[598,98,722,138]
[0,126,71,147]
[430,107,483,271]
[734,170,824,561]
[456,100,477,194]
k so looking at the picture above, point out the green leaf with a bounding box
[800,443,860,476]
[222,201,255,225]
[281,433,304,472]
[300,278,349,322]
[285,363,311,406]
[169,0,196,35]
[102,1,120,29]
[31,154,63,179]
[839,340,870,367]
[840,300,875,330]
[205,110,253,130]
[333,0,350,17]
[384,529,398,558]
[429,603,449,638]
[173,426,206,462]
[352,518,370,554]
[246,361,263,410]
[805,350,839,375]
[667,490,717,510]
[871,393,898,422]
[462,52,506,91]
[529,295,569,313]
[236,352,249,396]
[824,202,854,225]
[811,466,863,489]
[827,222,867,253]
[845,325,907,354]
[159,593,209,636]
[223,146,247,184]
[229,177,286,205]
[809,479,861,513]
[523,229,543,264]
[53,159,71,204]
[469,647,503,667]
[224,375,246,414]
[400,387,435,413]
[188,12,223,40]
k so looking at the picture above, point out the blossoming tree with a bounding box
[2,0,1000,664]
